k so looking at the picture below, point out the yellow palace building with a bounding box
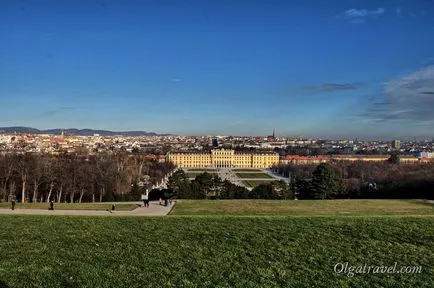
[167,148,280,168]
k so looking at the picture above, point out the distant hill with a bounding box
[0,127,171,136]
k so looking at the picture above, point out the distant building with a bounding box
[167,148,279,168]
[392,140,401,149]
[281,155,329,165]
[211,138,219,147]
[267,129,276,141]
[418,152,434,158]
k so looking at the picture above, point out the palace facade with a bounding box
[166,148,280,168]
[167,149,422,169]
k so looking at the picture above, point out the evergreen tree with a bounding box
[388,152,401,164]
[293,179,312,199]
[311,163,344,199]
[167,170,190,198]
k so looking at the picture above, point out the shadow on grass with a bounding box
[0,280,9,288]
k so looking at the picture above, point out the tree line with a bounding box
[0,152,175,203]
[275,161,434,199]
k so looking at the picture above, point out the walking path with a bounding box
[264,169,291,184]
[0,201,174,216]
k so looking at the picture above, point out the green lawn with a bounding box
[242,179,277,187]
[233,169,262,172]
[0,203,138,211]
[0,215,432,287]
[172,199,434,216]
[236,172,273,179]
[185,168,217,171]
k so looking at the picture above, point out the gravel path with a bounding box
[0,201,174,216]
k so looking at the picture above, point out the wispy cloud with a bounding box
[40,107,78,117]
[360,65,434,122]
[394,8,426,19]
[304,82,364,93]
[170,78,181,82]
[60,106,78,110]
[371,101,393,106]
[421,57,434,66]
[40,110,60,117]
[340,8,385,23]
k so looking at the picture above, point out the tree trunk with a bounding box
[138,162,144,181]
[32,179,38,203]
[92,193,95,203]
[47,183,54,203]
[9,182,16,202]
[69,191,74,203]
[57,186,63,204]
[1,181,7,202]
[21,179,26,203]
[78,189,85,203]
[99,187,104,202]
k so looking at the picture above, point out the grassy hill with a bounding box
[0,200,432,287]
[0,215,432,287]
[0,203,138,211]
[171,199,434,216]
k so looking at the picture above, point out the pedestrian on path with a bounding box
[49,200,54,211]
[144,192,149,207]
[11,199,16,210]
[111,203,116,212]
[141,193,146,207]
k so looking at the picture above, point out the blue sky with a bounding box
[1,0,434,139]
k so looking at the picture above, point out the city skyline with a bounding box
[0,125,430,141]
[1,0,434,139]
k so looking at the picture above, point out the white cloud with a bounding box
[396,8,401,16]
[170,78,181,82]
[362,66,434,122]
[343,8,385,19]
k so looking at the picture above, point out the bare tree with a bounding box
[43,157,56,203]
[0,153,17,201]
[77,159,91,203]
[16,154,32,203]
[30,155,44,202]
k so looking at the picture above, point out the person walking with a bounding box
[141,193,146,207]
[11,199,16,210]
[144,192,149,207]
[49,200,54,211]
